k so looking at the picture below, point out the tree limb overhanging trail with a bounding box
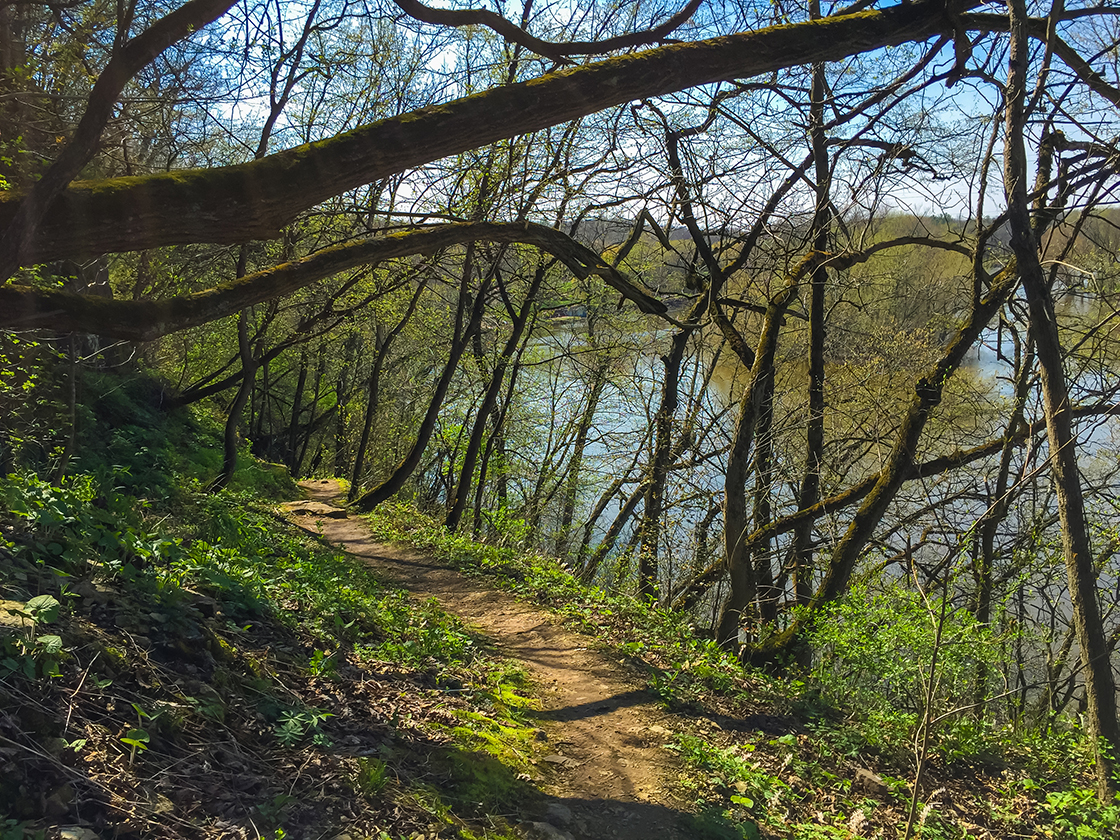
[0,0,240,280]
[0,1,978,269]
[0,221,665,339]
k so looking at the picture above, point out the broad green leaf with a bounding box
[25,595,60,623]
[37,635,63,653]
[121,728,150,749]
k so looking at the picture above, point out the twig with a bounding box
[64,650,100,732]
[903,560,951,840]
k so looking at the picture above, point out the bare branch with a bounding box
[393,0,703,63]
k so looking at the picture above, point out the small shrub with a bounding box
[807,581,1001,757]
[1041,788,1120,839]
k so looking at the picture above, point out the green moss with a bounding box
[440,746,536,812]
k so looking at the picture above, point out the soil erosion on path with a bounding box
[285,479,693,840]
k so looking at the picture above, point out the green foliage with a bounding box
[0,819,44,840]
[671,734,793,816]
[1,471,175,578]
[255,793,294,828]
[807,581,1001,758]
[0,594,64,678]
[1039,788,1120,839]
[684,806,761,840]
[0,333,67,474]
[1010,727,1094,787]
[119,727,150,764]
[352,757,389,798]
[273,708,333,748]
[359,593,477,667]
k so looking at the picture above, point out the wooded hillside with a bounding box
[5,0,1120,829]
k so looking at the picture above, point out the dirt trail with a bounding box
[284,480,691,840]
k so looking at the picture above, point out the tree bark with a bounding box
[639,295,707,600]
[788,32,831,607]
[287,348,309,477]
[717,273,802,647]
[1003,0,1120,798]
[556,357,610,556]
[0,221,663,338]
[446,266,543,531]
[349,281,427,501]
[211,308,257,492]
[353,247,492,511]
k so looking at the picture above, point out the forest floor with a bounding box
[289,479,694,840]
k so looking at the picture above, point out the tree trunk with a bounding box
[717,276,802,647]
[446,266,542,531]
[973,324,1034,714]
[639,295,707,600]
[353,246,491,511]
[557,357,610,555]
[211,308,257,492]
[295,344,326,476]
[350,280,427,501]
[751,361,778,624]
[287,348,309,477]
[473,339,527,536]
[788,37,830,607]
[1004,0,1120,797]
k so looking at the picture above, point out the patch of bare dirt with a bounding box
[292,480,693,840]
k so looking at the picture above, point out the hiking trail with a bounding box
[285,479,694,840]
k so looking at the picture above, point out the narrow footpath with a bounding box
[285,479,692,840]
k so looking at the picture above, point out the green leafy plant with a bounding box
[119,727,150,765]
[255,793,293,827]
[1,594,64,678]
[274,708,333,747]
[1041,788,1120,839]
[0,818,45,840]
[685,806,761,840]
[806,582,1001,759]
[353,757,389,798]
[119,702,160,765]
[670,734,793,816]
[308,648,339,677]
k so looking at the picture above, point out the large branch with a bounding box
[0,221,664,339]
[0,1,970,264]
[670,400,1120,610]
[0,0,238,278]
[392,0,703,63]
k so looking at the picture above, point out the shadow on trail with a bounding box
[532,688,651,722]
[531,795,711,840]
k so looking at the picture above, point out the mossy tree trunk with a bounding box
[1003,0,1120,798]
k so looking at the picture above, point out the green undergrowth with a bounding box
[365,500,1120,839]
[367,500,768,703]
[0,379,545,840]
